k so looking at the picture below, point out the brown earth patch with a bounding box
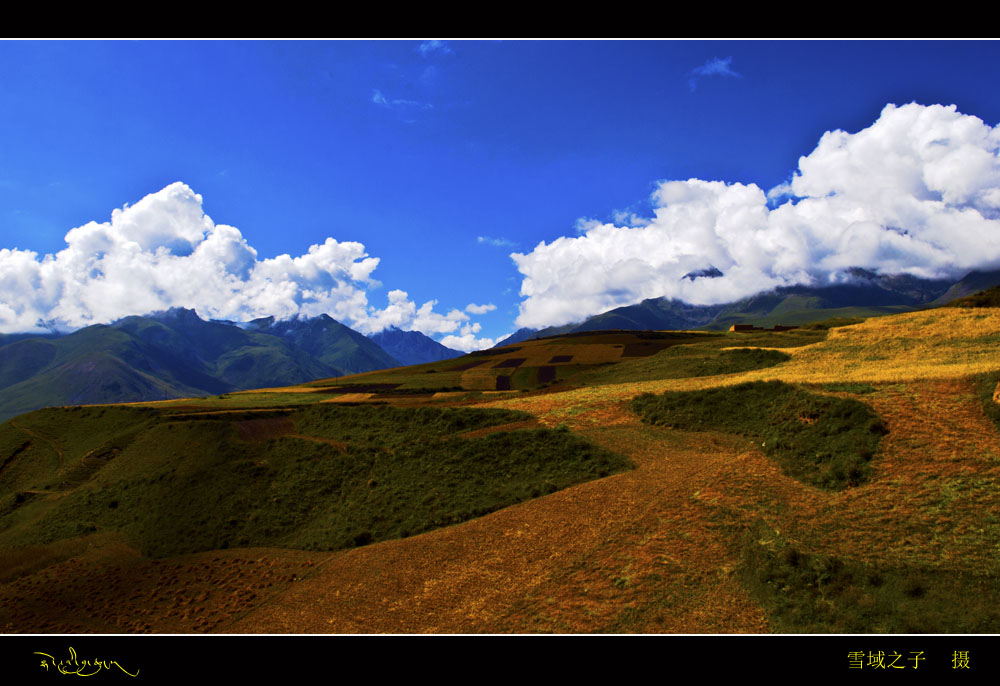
[234,417,295,442]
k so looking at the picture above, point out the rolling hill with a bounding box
[2,300,1000,634]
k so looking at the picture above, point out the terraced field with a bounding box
[2,307,1000,633]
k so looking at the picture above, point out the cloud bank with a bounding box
[0,182,494,350]
[512,103,1000,329]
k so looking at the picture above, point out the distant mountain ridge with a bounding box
[495,268,1000,346]
[6,268,1000,419]
[0,308,404,422]
[243,313,400,375]
[366,326,463,367]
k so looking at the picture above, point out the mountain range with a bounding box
[0,309,455,422]
[367,326,464,366]
[497,268,1000,346]
[3,267,999,421]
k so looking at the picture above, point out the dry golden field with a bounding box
[2,307,999,634]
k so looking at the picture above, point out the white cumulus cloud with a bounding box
[440,321,496,352]
[355,288,469,336]
[0,182,490,348]
[465,302,496,315]
[511,103,1000,329]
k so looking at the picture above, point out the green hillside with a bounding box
[928,269,1000,306]
[944,285,1000,309]
[0,309,403,422]
[249,314,401,374]
[0,404,631,558]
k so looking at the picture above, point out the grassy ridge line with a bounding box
[0,407,159,492]
[292,404,533,448]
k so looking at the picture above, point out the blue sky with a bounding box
[2,40,1000,348]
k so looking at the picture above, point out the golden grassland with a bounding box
[483,308,1000,425]
[3,305,1000,634]
[757,308,1000,384]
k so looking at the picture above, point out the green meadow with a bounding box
[0,404,631,558]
